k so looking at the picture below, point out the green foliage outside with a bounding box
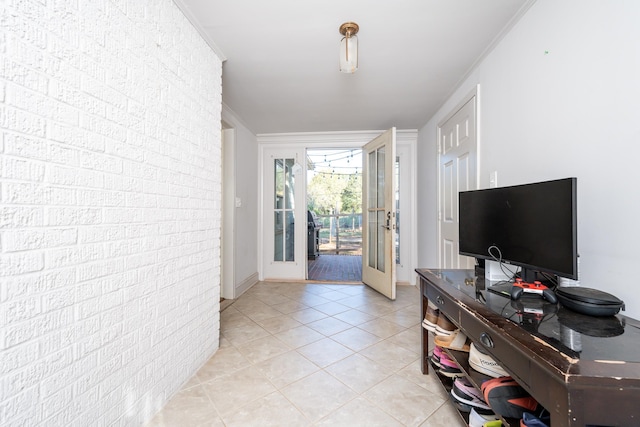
[307,169,362,215]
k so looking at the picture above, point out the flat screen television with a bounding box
[459,177,577,284]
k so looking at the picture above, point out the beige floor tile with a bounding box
[387,327,422,353]
[315,396,404,427]
[221,391,310,427]
[336,294,368,309]
[395,359,449,398]
[382,306,421,328]
[419,400,467,427]
[315,290,351,301]
[270,299,309,315]
[235,335,291,364]
[243,304,286,323]
[221,322,270,347]
[273,324,325,348]
[359,339,419,369]
[325,353,391,393]
[196,346,251,383]
[220,310,255,333]
[252,292,292,306]
[280,371,356,422]
[363,375,446,427]
[146,385,220,427]
[312,301,351,316]
[330,326,382,352]
[358,317,407,339]
[201,366,277,417]
[288,307,328,324]
[257,314,303,334]
[298,292,332,307]
[254,350,320,389]
[297,337,353,367]
[332,308,377,326]
[306,316,352,336]
[336,285,368,296]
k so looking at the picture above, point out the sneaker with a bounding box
[430,345,443,367]
[469,342,509,378]
[439,352,462,378]
[481,376,539,419]
[449,392,473,412]
[468,407,499,427]
[451,377,491,411]
[435,313,456,336]
[422,301,439,332]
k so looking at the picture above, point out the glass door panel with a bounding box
[274,158,295,262]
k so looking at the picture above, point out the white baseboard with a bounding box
[235,272,259,298]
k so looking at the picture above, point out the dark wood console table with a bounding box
[417,268,640,427]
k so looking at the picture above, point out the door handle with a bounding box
[380,212,393,230]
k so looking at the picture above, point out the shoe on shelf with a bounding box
[521,411,550,427]
[435,313,457,337]
[481,376,540,419]
[422,301,440,332]
[434,329,471,352]
[469,342,509,378]
[468,407,500,427]
[430,345,443,367]
[439,352,463,378]
[451,377,492,411]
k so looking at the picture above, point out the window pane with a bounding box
[377,210,385,272]
[274,158,295,263]
[285,159,295,210]
[368,212,376,268]
[377,147,385,208]
[285,211,295,261]
[368,151,376,208]
[274,211,283,262]
[275,159,284,208]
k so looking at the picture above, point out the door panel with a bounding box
[439,93,477,269]
[362,128,396,300]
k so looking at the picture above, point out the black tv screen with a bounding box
[459,178,577,280]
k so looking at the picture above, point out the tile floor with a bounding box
[146,282,466,426]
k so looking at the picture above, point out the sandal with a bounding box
[434,329,471,352]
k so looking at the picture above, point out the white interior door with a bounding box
[362,128,396,300]
[439,91,478,269]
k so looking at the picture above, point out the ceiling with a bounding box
[175,0,533,134]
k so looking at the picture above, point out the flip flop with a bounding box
[434,329,471,352]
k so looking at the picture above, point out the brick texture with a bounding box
[1,0,222,425]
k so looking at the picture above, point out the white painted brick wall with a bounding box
[1,0,222,425]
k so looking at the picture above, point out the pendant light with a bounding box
[339,22,359,73]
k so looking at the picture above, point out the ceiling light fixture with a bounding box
[339,22,359,74]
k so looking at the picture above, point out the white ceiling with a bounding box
[175,0,533,134]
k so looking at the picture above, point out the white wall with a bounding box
[222,106,259,295]
[1,1,222,425]
[418,0,640,318]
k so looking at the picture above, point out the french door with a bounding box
[262,148,306,280]
[362,128,396,299]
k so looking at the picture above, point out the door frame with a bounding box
[437,86,479,269]
[257,131,418,283]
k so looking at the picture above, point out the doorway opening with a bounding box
[306,149,363,282]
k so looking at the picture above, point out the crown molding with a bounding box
[172,0,227,61]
